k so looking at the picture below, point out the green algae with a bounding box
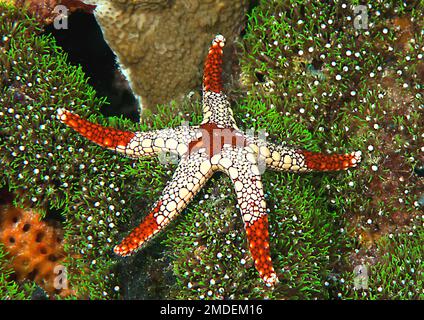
[162,0,423,299]
[0,3,129,298]
[0,0,422,300]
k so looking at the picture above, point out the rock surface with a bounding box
[5,0,95,24]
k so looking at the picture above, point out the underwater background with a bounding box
[0,0,422,299]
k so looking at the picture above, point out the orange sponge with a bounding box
[0,205,73,297]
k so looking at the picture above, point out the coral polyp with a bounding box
[0,0,422,300]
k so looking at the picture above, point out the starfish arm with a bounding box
[203,34,225,93]
[219,146,278,286]
[114,151,215,256]
[201,35,238,129]
[57,108,198,158]
[201,91,239,129]
[246,138,361,173]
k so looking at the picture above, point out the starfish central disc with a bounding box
[188,123,247,158]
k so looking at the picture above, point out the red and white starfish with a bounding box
[57,35,361,286]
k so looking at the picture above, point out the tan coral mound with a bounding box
[84,0,249,113]
[0,205,72,297]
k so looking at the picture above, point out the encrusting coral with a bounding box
[1,2,125,298]
[80,0,250,114]
[0,0,422,300]
[4,0,95,24]
[230,0,422,299]
[0,204,73,297]
[56,34,361,286]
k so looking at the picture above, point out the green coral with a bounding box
[235,0,422,299]
[163,0,423,299]
[338,227,423,299]
[0,244,36,299]
[0,3,133,299]
[1,0,422,300]
[0,2,200,299]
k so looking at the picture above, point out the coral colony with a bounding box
[0,205,71,296]
[57,35,361,286]
[79,0,250,112]
[1,0,422,300]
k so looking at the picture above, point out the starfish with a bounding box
[57,35,361,286]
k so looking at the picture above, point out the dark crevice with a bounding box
[43,12,139,122]
[35,232,44,243]
[27,268,39,281]
[42,207,66,225]
[22,223,31,232]
[255,72,266,83]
